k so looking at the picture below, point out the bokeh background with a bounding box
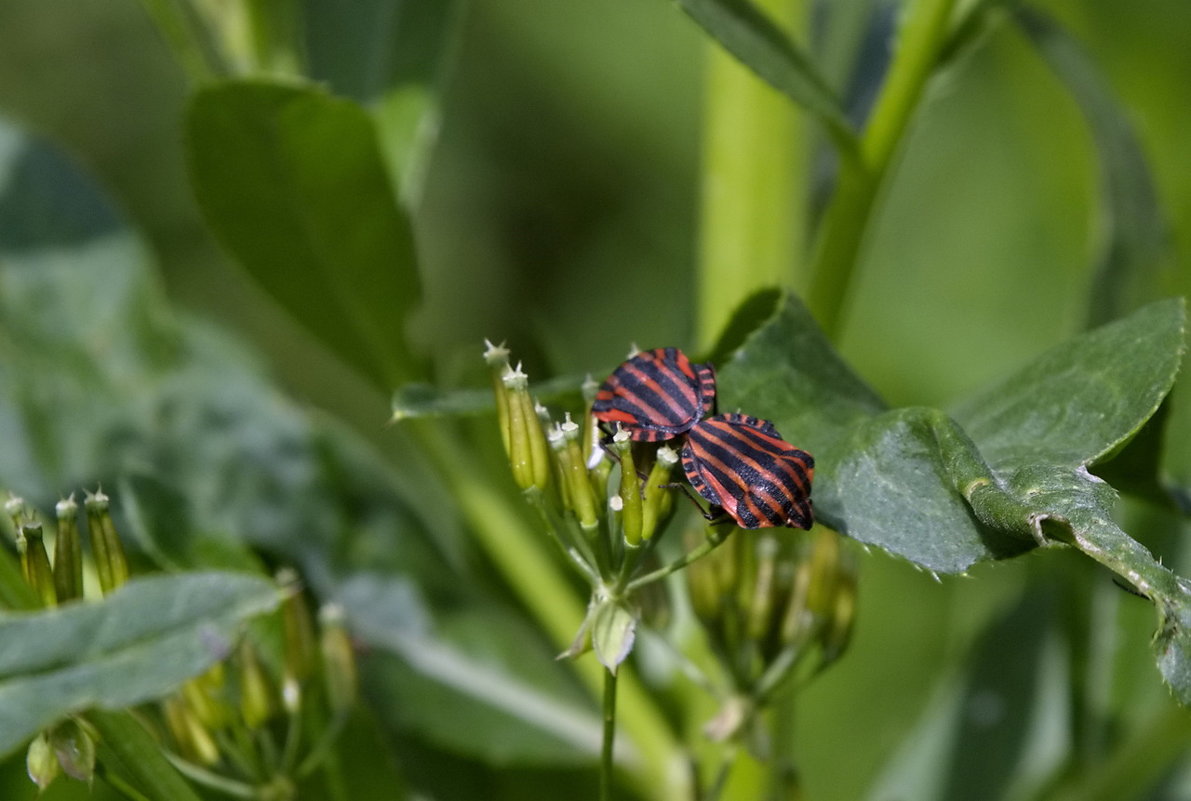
[1,1,1189,799]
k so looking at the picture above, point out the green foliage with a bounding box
[187,80,424,390]
[671,0,853,144]
[0,573,281,757]
[1,1,1191,800]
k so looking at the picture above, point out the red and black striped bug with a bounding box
[592,347,717,442]
[681,413,814,530]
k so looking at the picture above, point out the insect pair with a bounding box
[591,347,814,530]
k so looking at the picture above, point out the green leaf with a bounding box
[827,407,1033,573]
[1016,8,1178,328]
[951,297,1185,467]
[725,293,1191,699]
[865,587,1070,801]
[717,292,886,458]
[671,0,853,141]
[391,373,589,422]
[304,0,461,101]
[339,574,602,765]
[590,600,636,675]
[0,571,282,758]
[724,294,1183,575]
[87,709,204,801]
[186,80,423,390]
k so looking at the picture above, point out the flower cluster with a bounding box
[486,341,858,743]
[4,493,355,798]
[485,341,686,671]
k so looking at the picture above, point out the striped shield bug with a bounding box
[681,413,814,529]
[592,347,717,442]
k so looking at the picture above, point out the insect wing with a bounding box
[592,347,716,441]
[683,414,814,529]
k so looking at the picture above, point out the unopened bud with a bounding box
[50,718,95,783]
[640,446,679,542]
[53,496,83,603]
[319,604,357,717]
[26,732,59,791]
[279,570,317,692]
[500,364,552,491]
[238,641,274,729]
[84,489,128,594]
[559,415,597,528]
[5,494,27,532]
[484,340,512,452]
[613,429,644,547]
[21,523,56,607]
[781,529,856,667]
[182,669,228,731]
[164,695,220,766]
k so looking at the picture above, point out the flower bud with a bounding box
[687,525,858,698]
[53,496,83,603]
[779,528,857,670]
[182,668,229,731]
[640,445,679,542]
[164,695,220,766]
[21,523,57,607]
[484,339,512,452]
[558,415,597,529]
[26,732,59,791]
[319,604,357,718]
[279,570,317,714]
[500,364,552,491]
[50,718,95,783]
[612,429,644,547]
[84,489,128,594]
[237,641,274,730]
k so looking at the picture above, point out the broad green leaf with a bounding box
[723,295,1191,702]
[951,297,1185,467]
[305,0,464,201]
[0,116,457,598]
[671,0,853,140]
[304,0,461,102]
[717,292,886,457]
[0,572,282,758]
[865,587,1071,801]
[339,574,603,765]
[827,407,1033,573]
[1016,8,1177,328]
[187,80,423,390]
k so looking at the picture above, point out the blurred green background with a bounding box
[0,0,1189,799]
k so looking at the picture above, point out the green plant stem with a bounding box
[165,755,259,799]
[625,524,734,593]
[136,0,218,83]
[600,668,619,801]
[698,0,812,349]
[411,422,689,800]
[806,0,957,337]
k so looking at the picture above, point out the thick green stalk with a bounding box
[412,423,688,800]
[136,0,219,83]
[698,0,812,349]
[806,0,957,337]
